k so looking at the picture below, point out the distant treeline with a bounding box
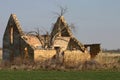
[0,48,2,50]
[102,49,120,53]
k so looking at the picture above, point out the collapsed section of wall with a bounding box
[34,50,56,62]
[63,50,90,67]
[34,49,90,63]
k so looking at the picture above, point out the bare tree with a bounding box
[53,6,68,17]
[69,23,76,33]
[59,6,68,16]
[26,28,44,48]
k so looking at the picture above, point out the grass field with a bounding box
[0,70,120,80]
[0,50,120,80]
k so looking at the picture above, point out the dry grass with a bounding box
[95,52,120,64]
[63,50,90,68]
[0,51,120,71]
[0,50,91,70]
[94,52,120,69]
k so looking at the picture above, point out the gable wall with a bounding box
[3,24,22,61]
[3,14,24,61]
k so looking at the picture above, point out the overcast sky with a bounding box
[0,0,120,49]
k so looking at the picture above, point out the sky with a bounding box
[0,0,120,49]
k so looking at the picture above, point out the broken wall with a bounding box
[3,14,23,61]
[34,49,56,62]
[20,38,34,61]
[53,37,70,50]
[64,50,90,62]
[84,44,101,58]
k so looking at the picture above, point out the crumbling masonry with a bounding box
[3,14,101,62]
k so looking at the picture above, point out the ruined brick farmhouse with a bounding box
[3,14,101,62]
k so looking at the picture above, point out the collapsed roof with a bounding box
[50,16,86,52]
[4,14,86,52]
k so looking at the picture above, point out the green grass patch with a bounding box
[0,70,120,80]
